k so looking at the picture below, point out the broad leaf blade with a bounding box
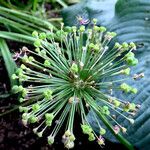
[0,39,17,88]
[62,0,150,149]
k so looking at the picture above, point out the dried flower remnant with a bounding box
[12,19,142,148]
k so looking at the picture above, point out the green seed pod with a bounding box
[81,124,92,134]
[93,18,98,24]
[43,89,53,100]
[29,115,38,123]
[46,32,54,40]
[88,133,95,141]
[99,26,106,32]
[79,25,85,32]
[113,99,121,107]
[22,113,29,120]
[32,31,38,38]
[120,83,131,93]
[45,113,54,121]
[69,134,76,141]
[32,103,40,112]
[131,88,138,94]
[99,128,106,135]
[125,52,135,58]
[122,42,129,50]
[64,26,72,33]
[130,42,136,50]
[39,32,46,40]
[121,68,130,75]
[48,136,54,145]
[46,120,52,126]
[70,62,78,73]
[93,26,100,31]
[44,60,51,67]
[72,26,77,32]
[114,42,121,49]
[29,56,34,62]
[34,39,41,47]
[12,74,18,80]
[12,85,20,93]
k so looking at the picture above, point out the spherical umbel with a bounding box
[12,19,143,148]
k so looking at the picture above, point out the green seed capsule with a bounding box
[32,31,38,38]
[99,128,106,135]
[39,32,46,40]
[34,39,41,47]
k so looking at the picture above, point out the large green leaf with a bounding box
[62,0,150,149]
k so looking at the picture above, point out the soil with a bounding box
[0,42,133,150]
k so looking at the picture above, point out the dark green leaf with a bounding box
[63,0,150,149]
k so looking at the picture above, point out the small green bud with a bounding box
[99,26,106,32]
[89,43,95,50]
[29,115,38,123]
[40,50,46,57]
[46,32,54,40]
[45,113,54,121]
[35,47,40,53]
[29,56,34,62]
[99,128,106,135]
[125,52,135,58]
[20,64,27,70]
[19,106,28,113]
[22,55,29,63]
[88,133,95,141]
[65,142,74,149]
[129,103,136,111]
[48,136,54,145]
[110,32,117,38]
[22,113,29,120]
[43,89,53,100]
[22,88,27,97]
[46,120,52,126]
[39,32,46,40]
[65,26,72,33]
[126,57,138,66]
[72,26,77,32]
[69,134,76,141]
[32,103,40,112]
[113,99,121,107]
[16,68,23,75]
[79,25,85,32]
[32,31,38,38]
[131,88,138,94]
[12,74,18,80]
[65,130,71,136]
[70,62,78,73]
[120,83,131,93]
[44,60,51,67]
[81,124,92,134]
[34,39,41,47]
[93,26,99,31]
[130,42,136,50]
[114,42,121,49]
[93,18,98,24]
[121,68,130,75]
[122,42,129,50]
[12,85,19,93]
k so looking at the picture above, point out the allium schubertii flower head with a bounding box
[12,19,142,148]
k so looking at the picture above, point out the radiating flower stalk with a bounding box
[12,19,142,149]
